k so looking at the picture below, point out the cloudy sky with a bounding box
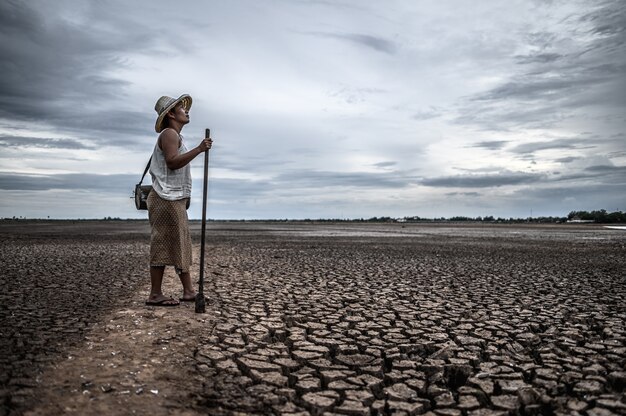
[1,0,624,220]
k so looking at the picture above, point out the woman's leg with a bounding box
[147,266,179,305]
[178,271,196,300]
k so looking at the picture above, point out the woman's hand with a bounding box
[197,138,213,153]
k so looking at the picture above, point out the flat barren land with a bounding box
[1,221,625,416]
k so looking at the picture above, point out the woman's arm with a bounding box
[160,129,212,170]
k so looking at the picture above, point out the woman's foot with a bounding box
[179,289,197,302]
[145,295,180,307]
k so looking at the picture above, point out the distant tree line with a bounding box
[366,215,570,223]
[567,210,626,223]
[352,211,623,223]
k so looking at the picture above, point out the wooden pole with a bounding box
[195,128,210,313]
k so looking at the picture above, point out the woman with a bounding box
[145,94,212,306]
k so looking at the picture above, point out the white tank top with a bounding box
[149,129,192,200]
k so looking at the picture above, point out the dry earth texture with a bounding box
[0,221,625,416]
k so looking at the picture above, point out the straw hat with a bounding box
[154,94,192,133]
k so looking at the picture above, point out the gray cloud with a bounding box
[514,52,563,65]
[412,107,441,121]
[468,140,509,150]
[454,105,567,131]
[511,138,593,154]
[305,31,397,54]
[421,171,544,188]
[456,1,626,130]
[0,168,417,195]
[373,161,397,168]
[584,165,626,175]
[0,171,276,212]
[474,77,588,103]
[0,1,166,142]
[445,192,480,197]
[584,0,626,39]
[512,182,626,209]
[527,164,626,184]
[274,169,413,189]
[0,135,93,150]
[58,110,155,140]
[554,156,580,163]
[0,172,137,191]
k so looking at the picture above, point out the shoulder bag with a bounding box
[134,158,152,210]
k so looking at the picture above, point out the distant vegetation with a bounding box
[566,210,626,223]
[364,210,625,223]
[290,210,625,223]
[2,210,624,223]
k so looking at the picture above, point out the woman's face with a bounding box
[169,103,190,124]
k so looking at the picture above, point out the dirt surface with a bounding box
[1,221,625,415]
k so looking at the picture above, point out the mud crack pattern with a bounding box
[0,222,148,415]
[195,229,625,415]
[1,222,625,416]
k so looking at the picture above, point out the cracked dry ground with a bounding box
[196,226,626,415]
[1,222,626,416]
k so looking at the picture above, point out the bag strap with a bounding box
[138,158,151,185]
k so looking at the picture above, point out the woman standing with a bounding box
[146,94,212,306]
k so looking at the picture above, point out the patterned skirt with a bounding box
[147,191,192,274]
